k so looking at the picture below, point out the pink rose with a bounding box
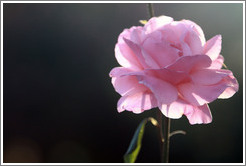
[109,16,238,124]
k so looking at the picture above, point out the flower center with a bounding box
[170,43,183,57]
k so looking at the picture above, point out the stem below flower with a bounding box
[157,110,171,163]
[162,115,171,163]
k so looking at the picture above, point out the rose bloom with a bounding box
[109,16,238,124]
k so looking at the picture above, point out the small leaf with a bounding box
[223,63,228,69]
[139,20,148,25]
[123,117,158,163]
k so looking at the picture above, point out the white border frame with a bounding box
[1,1,245,165]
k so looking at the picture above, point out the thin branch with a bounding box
[169,130,186,137]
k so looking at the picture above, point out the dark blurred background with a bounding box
[3,3,243,163]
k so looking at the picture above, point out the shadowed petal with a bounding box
[136,75,178,105]
[115,43,142,70]
[144,68,190,85]
[115,27,144,70]
[124,38,159,69]
[167,54,212,73]
[117,92,158,113]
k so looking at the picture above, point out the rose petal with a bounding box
[163,21,202,55]
[117,92,158,113]
[136,75,178,104]
[183,29,203,55]
[159,98,187,119]
[167,54,212,73]
[219,86,238,99]
[181,19,206,46]
[190,69,228,85]
[142,37,179,68]
[166,21,188,38]
[110,67,147,96]
[112,76,147,96]
[141,48,160,69]
[115,44,141,70]
[144,15,173,33]
[203,35,222,60]
[208,55,224,69]
[130,27,144,44]
[115,27,144,70]
[180,41,192,57]
[179,81,231,106]
[124,38,159,69]
[119,67,190,87]
[184,104,212,125]
[160,99,212,124]
[144,68,190,85]
[109,67,131,77]
[218,73,239,99]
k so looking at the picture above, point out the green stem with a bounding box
[147,3,154,18]
[157,110,171,163]
[162,115,171,163]
[157,110,163,161]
